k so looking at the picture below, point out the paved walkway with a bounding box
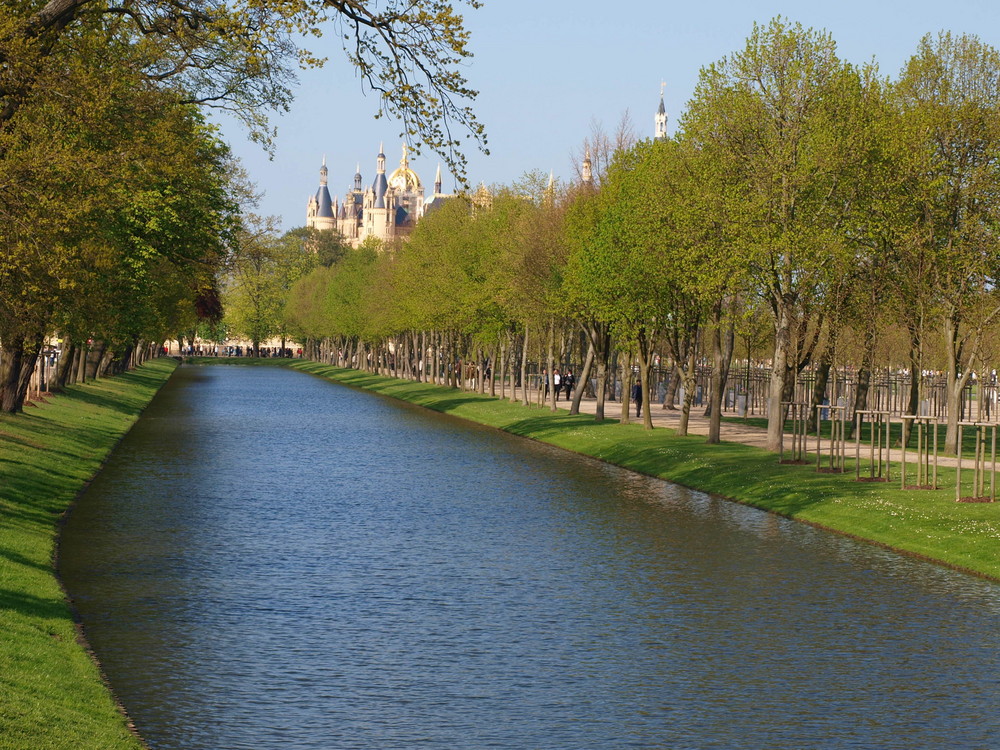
[560,393,975,476]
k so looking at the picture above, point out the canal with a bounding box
[59,364,1000,749]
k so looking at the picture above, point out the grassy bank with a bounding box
[0,358,177,750]
[291,361,1000,581]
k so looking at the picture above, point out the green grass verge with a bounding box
[0,359,177,750]
[291,361,1000,581]
[722,413,982,456]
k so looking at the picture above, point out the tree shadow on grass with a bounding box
[59,387,142,417]
[0,545,50,575]
[415,395,505,414]
[0,586,72,622]
[499,413,607,438]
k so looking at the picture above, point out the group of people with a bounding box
[541,368,576,401]
[179,344,304,358]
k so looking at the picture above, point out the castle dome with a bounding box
[388,144,423,193]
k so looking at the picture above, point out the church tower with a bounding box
[655,83,668,141]
[581,148,593,186]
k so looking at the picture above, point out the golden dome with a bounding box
[388,144,423,193]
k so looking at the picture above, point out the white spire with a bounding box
[581,148,592,184]
[655,82,668,140]
[434,163,442,194]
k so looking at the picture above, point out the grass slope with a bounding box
[291,361,1000,581]
[0,359,176,750]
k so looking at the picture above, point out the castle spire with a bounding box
[655,82,668,141]
[319,156,329,186]
[434,163,442,194]
[372,143,389,208]
[581,148,592,185]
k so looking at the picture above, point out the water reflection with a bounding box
[60,365,1000,749]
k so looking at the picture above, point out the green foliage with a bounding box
[1,0,487,173]
[223,217,319,346]
[0,0,489,408]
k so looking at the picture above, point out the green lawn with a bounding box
[291,361,1000,581]
[0,359,176,750]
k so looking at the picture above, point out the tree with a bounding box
[1,0,486,175]
[0,0,487,409]
[0,36,237,409]
[685,18,873,451]
[223,215,316,354]
[895,32,1000,452]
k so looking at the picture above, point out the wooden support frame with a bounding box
[779,402,810,464]
[899,415,938,490]
[956,422,998,503]
[855,410,891,483]
[816,404,848,473]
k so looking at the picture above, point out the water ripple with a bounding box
[60,365,1000,750]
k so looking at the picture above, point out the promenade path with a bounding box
[561,392,972,474]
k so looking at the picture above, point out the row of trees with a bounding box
[277,19,1000,454]
[0,0,486,412]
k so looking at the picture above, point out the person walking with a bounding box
[632,380,643,418]
[553,369,561,401]
[563,369,575,400]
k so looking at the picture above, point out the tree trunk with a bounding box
[594,345,609,421]
[678,346,697,436]
[903,325,922,446]
[520,323,530,407]
[943,315,970,454]
[636,328,655,430]
[663,363,680,410]
[766,307,792,452]
[53,340,75,391]
[807,351,832,434]
[570,339,595,416]
[488,345,497,397]
[620,352,632,425]
[707,312,735,444]
[0,336,41,413]
[85,341,107,380]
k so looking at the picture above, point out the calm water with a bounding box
[59,365,1000,749]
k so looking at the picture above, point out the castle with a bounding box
[306,91,667,245]
[306,143,451,247]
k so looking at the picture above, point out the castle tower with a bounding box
[306,156,337,231]
[365,143,393,240]
[655,83,668,141]
[581,148,593,185]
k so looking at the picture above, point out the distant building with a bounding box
[306,144,453,247]
[655,83,668,141]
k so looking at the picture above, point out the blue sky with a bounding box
[219,0,1000,230]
